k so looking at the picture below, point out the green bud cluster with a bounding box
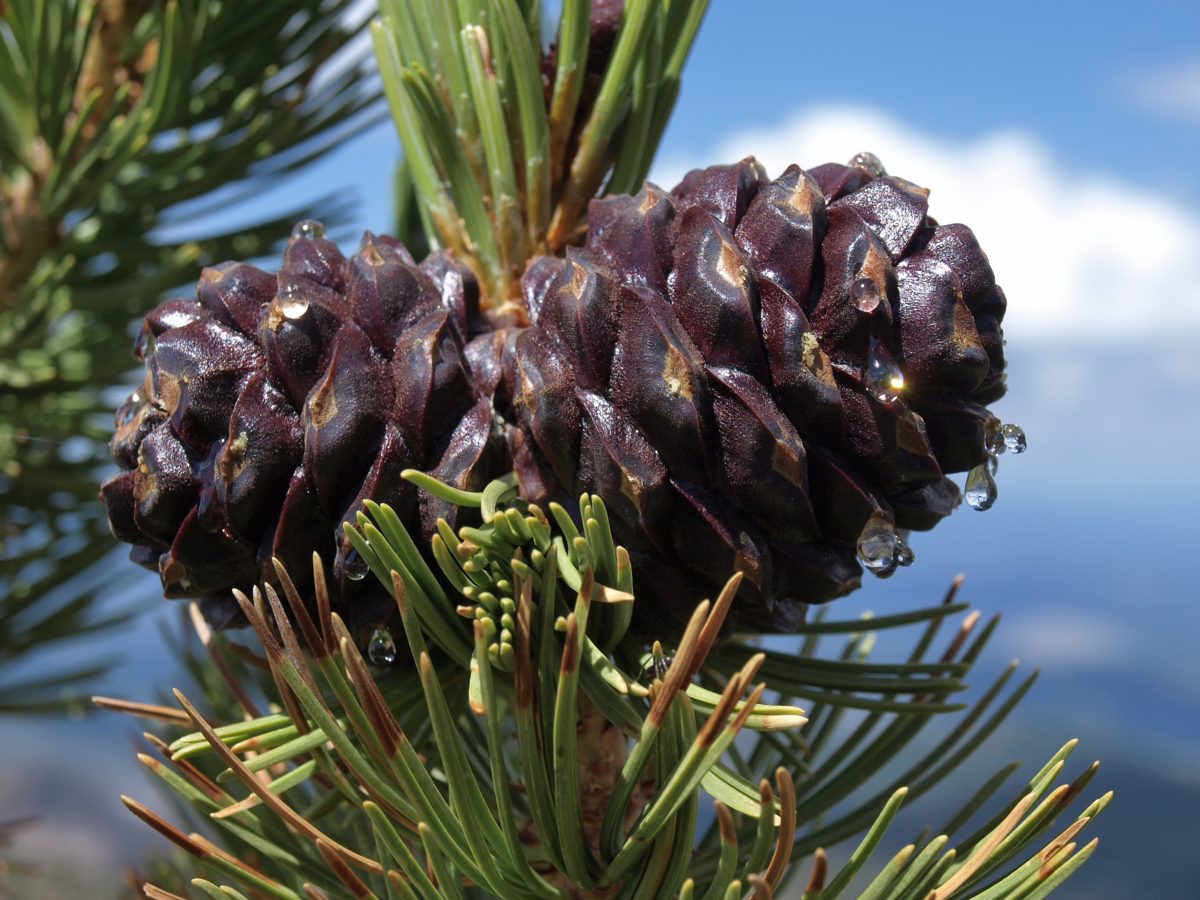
[422,475,633,671]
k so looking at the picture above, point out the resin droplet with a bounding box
[849,151,886,178]
[983,419,1005,456]
[852,277,882,313]
[964,463,998,511]
[895,538,915,567]
[988,455,999,477]
[291,218,326,240]
[277,283,310,319]
[1001,423,1027,454]
[368,626,397,666]
[864,336,904,403]
[857,514,898,576]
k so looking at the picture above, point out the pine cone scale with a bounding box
[733,165,826,307]
[831,175,931,261]
[608,285,715,485]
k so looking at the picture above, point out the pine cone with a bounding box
[100,225,505,632]
[503,156,1007,632]
[102,156,1011,636]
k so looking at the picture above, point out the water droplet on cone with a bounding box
[864,336,904,403]
[964,463,998,511]
[368,626,397,666]
[1002,423,1027,453]
[136,331,155,360]
[291,219,326,240]
[195,487,221,531]
[983,419,1005,456]
[276,283,310,319]
[116,395,138,426]
[344,548,368,581]
[858,514,898,576]
[849,151,886,177]
[852,277,882,313]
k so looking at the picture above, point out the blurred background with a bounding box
[2,0,1197,896]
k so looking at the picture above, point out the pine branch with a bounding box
[373,0,708,313]
[0,0,381,712]
[102,475,1108,898]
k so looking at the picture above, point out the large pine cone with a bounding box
[100,228,506,631]
[102,157,1008,635]
[502,158,1006,632]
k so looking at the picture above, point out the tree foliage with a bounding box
[0,0,379,709]
[108,474,1107,898]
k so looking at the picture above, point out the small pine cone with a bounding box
[100,226,506,633]
[507,157,1006,633]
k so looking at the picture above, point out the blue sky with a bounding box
[677,0,1200,203]
[6,2,1200,897]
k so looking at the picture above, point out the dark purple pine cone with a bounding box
[102,156,1016,638]
[100,224,506,632]
[503,155,1011,633]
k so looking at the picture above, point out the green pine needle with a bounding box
[96,474,1108,898]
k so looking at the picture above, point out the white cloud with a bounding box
[653,106,1200,346]
[1124,59,1200,122]
[999,609,1129,670]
